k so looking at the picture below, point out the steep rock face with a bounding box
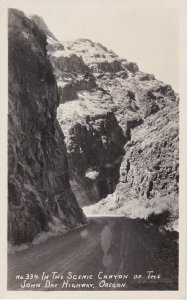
[31,14,59,43]
[49,53,97,104]
[57,99,124,206]
[82,53,179,224]
[85,98,179,224]
[8,9,85,246]
[67,112,124,206]
[119,102,178,211]
[90,58,178,223]
[49,53,96,103]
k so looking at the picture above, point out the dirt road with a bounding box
[8,217,178,290]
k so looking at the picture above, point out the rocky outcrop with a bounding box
[94,64,178,223]
[8,9,85,246]
[57,90,124,206]
[60,39,139,74]
[84,71,179,227]
[31,18,97,104]
[49,53,97,103]
[31,14,59,42]
[67,112,124,206]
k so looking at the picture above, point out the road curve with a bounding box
[8,217,178,291]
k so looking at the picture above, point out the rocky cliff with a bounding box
[59,110,124,206]
[32,16,179,227]
[8,9,85,246]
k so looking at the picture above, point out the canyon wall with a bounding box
[8,9,85,246]
[64,112,124,206]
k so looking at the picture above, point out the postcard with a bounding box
[0,0,186,299]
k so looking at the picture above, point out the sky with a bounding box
[9,0,180,91]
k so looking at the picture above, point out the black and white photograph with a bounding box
[0,0,186,298]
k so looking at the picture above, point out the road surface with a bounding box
[8,217,178,290]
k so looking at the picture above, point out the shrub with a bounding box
[146,209,172,227]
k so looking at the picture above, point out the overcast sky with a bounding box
[10,0,180,91]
